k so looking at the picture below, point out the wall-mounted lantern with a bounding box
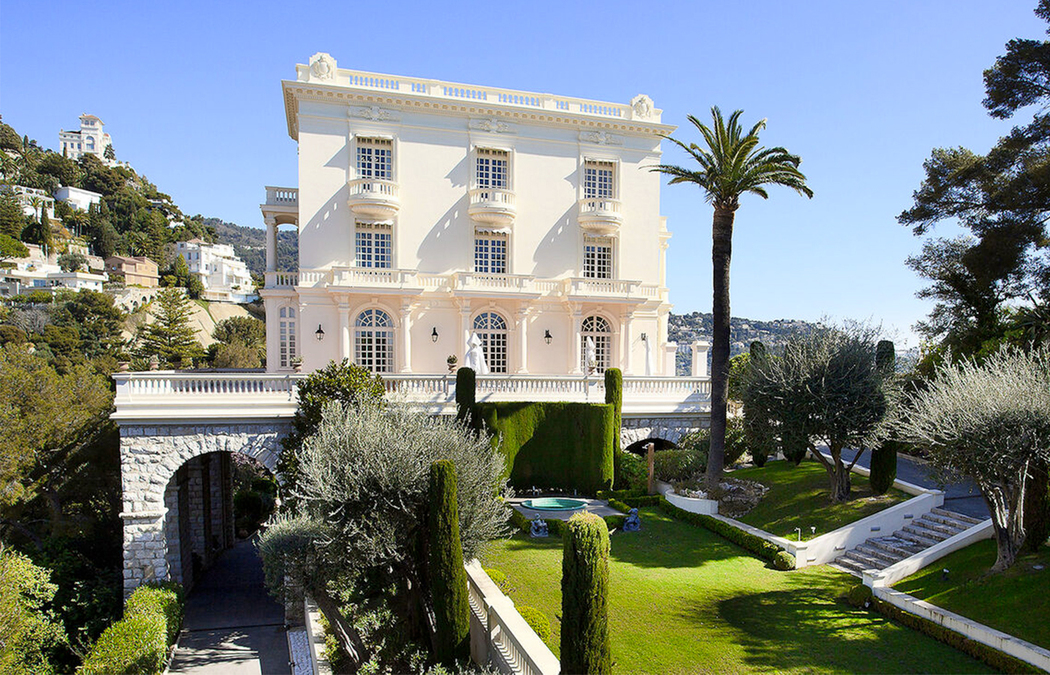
[641,332,648,342]
[431,327,439,343]
[544,329,553,345]
[315,324,325,342]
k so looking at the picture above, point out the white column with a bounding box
[265,217,277,273]
[516,308,528,374]
[460,304,472,363]
[691,340,711,377]
[338,303,351,363]
[622,311,633,374]
[399,302,413,373]
[663,341,678,376]
[569,308,583,374]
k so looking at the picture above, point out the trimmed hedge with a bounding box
[561,513,612,674]
[870,597,1041,674]
[870,442,898,496]
[427,460,470,664]
[478,401,615,494]
[509,509,624,536]
[483,567,513,595]
[80,582,184,675]
[847,583,873,608]
[516,605,552,642]
[657,498,786,565]
[455,367,476,424]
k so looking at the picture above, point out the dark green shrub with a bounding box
[772,551,796,571]
[478,402,615,494]
[602,515,626,531]
[847,584,873,608]
[870,442,898,495]
[455,367,476,424]
[79,613,167,675]
[658,498,783,563]
[427,460,469,665]
[653,447,706,482]
[604,368,622,450]
[724,416,749,467]
[124,584,183,645]
[743,341,774,467]
[483,568,513,595]
[516,605,552,642]
[613,448,647,491]
[561,513,611,674]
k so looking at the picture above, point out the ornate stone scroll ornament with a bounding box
[530,513,549,537]
[353,105,397,121]
[309,52,336,81]
[623,508,642,532]
[631,94,655,120]
[469,118,514,134]
[579,131,623,146]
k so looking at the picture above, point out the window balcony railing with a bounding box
[263,271,298,289]
[468,188,517,226]
[577,197,623,235]
[455,271,536,294]
[348,178,400,218]
[265,186,298,206]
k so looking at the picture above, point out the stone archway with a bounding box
[619,415,707,452]
[119,422,288,596]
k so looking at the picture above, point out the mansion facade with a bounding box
[260,53,698,377]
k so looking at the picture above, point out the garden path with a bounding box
[168,540,291,675]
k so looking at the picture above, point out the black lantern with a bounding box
[315,324,325,342]
[544,329,553,345]
[431,327,439,343]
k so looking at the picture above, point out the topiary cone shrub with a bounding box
[427,459,470,665]
[870,340,897,495]
[561,512,612,674]
[456,367,476,425]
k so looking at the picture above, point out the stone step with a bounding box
[832,556,869,575]
[931,507,984,526]
[842,548,893,571]
[924,510,976,531]
[855,543,905,566]
[866,536,924,559]
[895,527,943,549]
[908,518,960,539]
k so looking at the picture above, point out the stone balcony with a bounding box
[261,186,298,226]
[270,268,665,303]
[348,178,400,218]
[111,371,711,422]
[468,188,517,226]
[577,197,623,235]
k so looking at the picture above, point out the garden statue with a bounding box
[623,508,642,532]
[530,514,549,537]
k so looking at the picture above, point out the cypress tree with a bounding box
[743,341,773,467]
[870,341,897,495]
[427,459,469,665]
[455,367,476,424]
[561,512,611,674]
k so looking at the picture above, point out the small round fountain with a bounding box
[521,497,587,511]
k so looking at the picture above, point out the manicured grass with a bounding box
[730,460,908,540]
[895,538,1050,650]
[482,507,991,674]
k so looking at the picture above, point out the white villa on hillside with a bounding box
[173,239,255,303]
[260,53,708,378]
[59,114,113,162]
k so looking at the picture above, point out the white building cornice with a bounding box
[281,59,675,141]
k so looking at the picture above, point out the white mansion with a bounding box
[260,53,708,378]
[59,114,113,162]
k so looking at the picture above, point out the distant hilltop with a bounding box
[669,311,819,376]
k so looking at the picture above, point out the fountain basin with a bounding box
[522,498,587,511]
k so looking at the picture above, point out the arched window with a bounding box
[473,311,508,374]
[86,137,95,151]
[278,306,297,369]
[355,308,394,373]
[581,315,612,373]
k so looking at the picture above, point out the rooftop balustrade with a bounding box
[112,371,710,422]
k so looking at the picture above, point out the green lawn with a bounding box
[482,507,991,674]
[894,538,1050,650]
[729,460,908,541]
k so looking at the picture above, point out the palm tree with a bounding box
[653,107,812,491]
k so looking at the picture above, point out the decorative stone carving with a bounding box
[623,508,642,532]
[309,52,336,81]
[530,514,549,537]
[353,105,398,122]
[579,131,623,146]
[631,94,655,120]
[469,118,514,134]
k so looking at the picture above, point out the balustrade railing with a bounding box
[264,271,298,288]
[265,186,299,205]
[348,178,400,200]
[469,187,517,208]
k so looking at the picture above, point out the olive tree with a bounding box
[744,326,894,502]
[259,400,510,669]
[895,348,1050,572]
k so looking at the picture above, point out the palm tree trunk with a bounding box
[706,206,735,492]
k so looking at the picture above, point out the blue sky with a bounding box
[2,1,1045,346]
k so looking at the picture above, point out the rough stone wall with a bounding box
[120,422,288,596]
[620,416,709,449]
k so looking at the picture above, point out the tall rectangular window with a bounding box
[476,148,509,189]
[356,137,393,179]
[583,160,615,199]
[355,222,393,268]
[584,236,613,279]
[278,306,297,369]
[474,232,507,274]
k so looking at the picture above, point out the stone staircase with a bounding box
[833,507,985,575]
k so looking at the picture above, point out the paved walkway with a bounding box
[832,448,989,520]
[169,540,291,675]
